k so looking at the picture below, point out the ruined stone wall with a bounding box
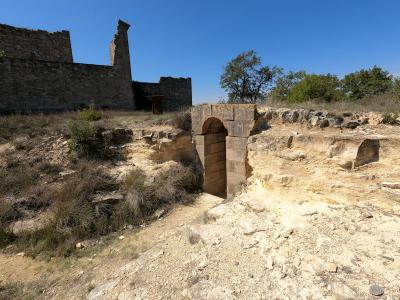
[0,20,134,113]
[0,24,73,62]
[0,57,133,112]
[133,77,192,111]
[132,81,160,110]
[159,77,192,111]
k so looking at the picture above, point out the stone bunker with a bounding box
[192,104,257,198]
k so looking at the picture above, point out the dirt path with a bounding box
[79,181,399,300]
[0,193,223,299]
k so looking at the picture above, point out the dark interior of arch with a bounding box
[355,139,380,167]
[202,118,228,198]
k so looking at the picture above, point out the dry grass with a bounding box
[0,162,40,196]
[12,160,118,257]
[123,163,199,218]
[0,109,198,257]
[0,109,184,145]
[100,110,177,129]
[0,281,48,300]
[0,282,23,300]
[1,161,199,257]
[0,113,73,143]
[265,93,400,113]
[172,109,192,131]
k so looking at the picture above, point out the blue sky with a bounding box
[1,0,400,103]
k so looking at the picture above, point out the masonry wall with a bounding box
[133,77,192,111]
[0,57,134,112]
[0,24,73,62]
[0,20,134,113]
[203,132,228,198]
[132,81,160,110]
[159,77,192,111]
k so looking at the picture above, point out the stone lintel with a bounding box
[211,104,234,121]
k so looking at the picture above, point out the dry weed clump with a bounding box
[382,113,400,125]
[0,161,199,257]
[14,161,118,257]
[0,280,48,299]
[0,113,70,143]
[123,163,199,218]
[266,93,400,113]
[172,109,192,131]
[37,161,63,176]
[0,162,40,196]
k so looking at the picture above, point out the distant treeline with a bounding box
[271,67,399,103]
[220,50,400,104]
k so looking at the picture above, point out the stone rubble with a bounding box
[259,106,395,129]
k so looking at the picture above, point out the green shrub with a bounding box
[341,66,393,100]
[288,74,342,103]
[68,119,106,157]
[271,71,306,101]
[77,104,102,121]
[172,110,192,131]
[383,113,399,125]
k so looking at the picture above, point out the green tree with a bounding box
[288,74,342,103]
[271,71,306,100]
[341,66,392,99]
[220,50,282,103]
[0,50,5,57]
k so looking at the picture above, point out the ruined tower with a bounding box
[0,19,191,113]
[110,20,133,84]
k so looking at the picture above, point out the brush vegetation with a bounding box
[0,160,199,257]
[221,50,400,112]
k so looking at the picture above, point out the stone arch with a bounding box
[202,117,227,134]
[192,104,257,198]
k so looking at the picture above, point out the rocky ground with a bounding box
[83,182,400,299]
[4,180,397,299]
[1,180,399,299]
[1,110,400,299]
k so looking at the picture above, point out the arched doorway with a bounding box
[192,104,257,199]
[201,117,228,198]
